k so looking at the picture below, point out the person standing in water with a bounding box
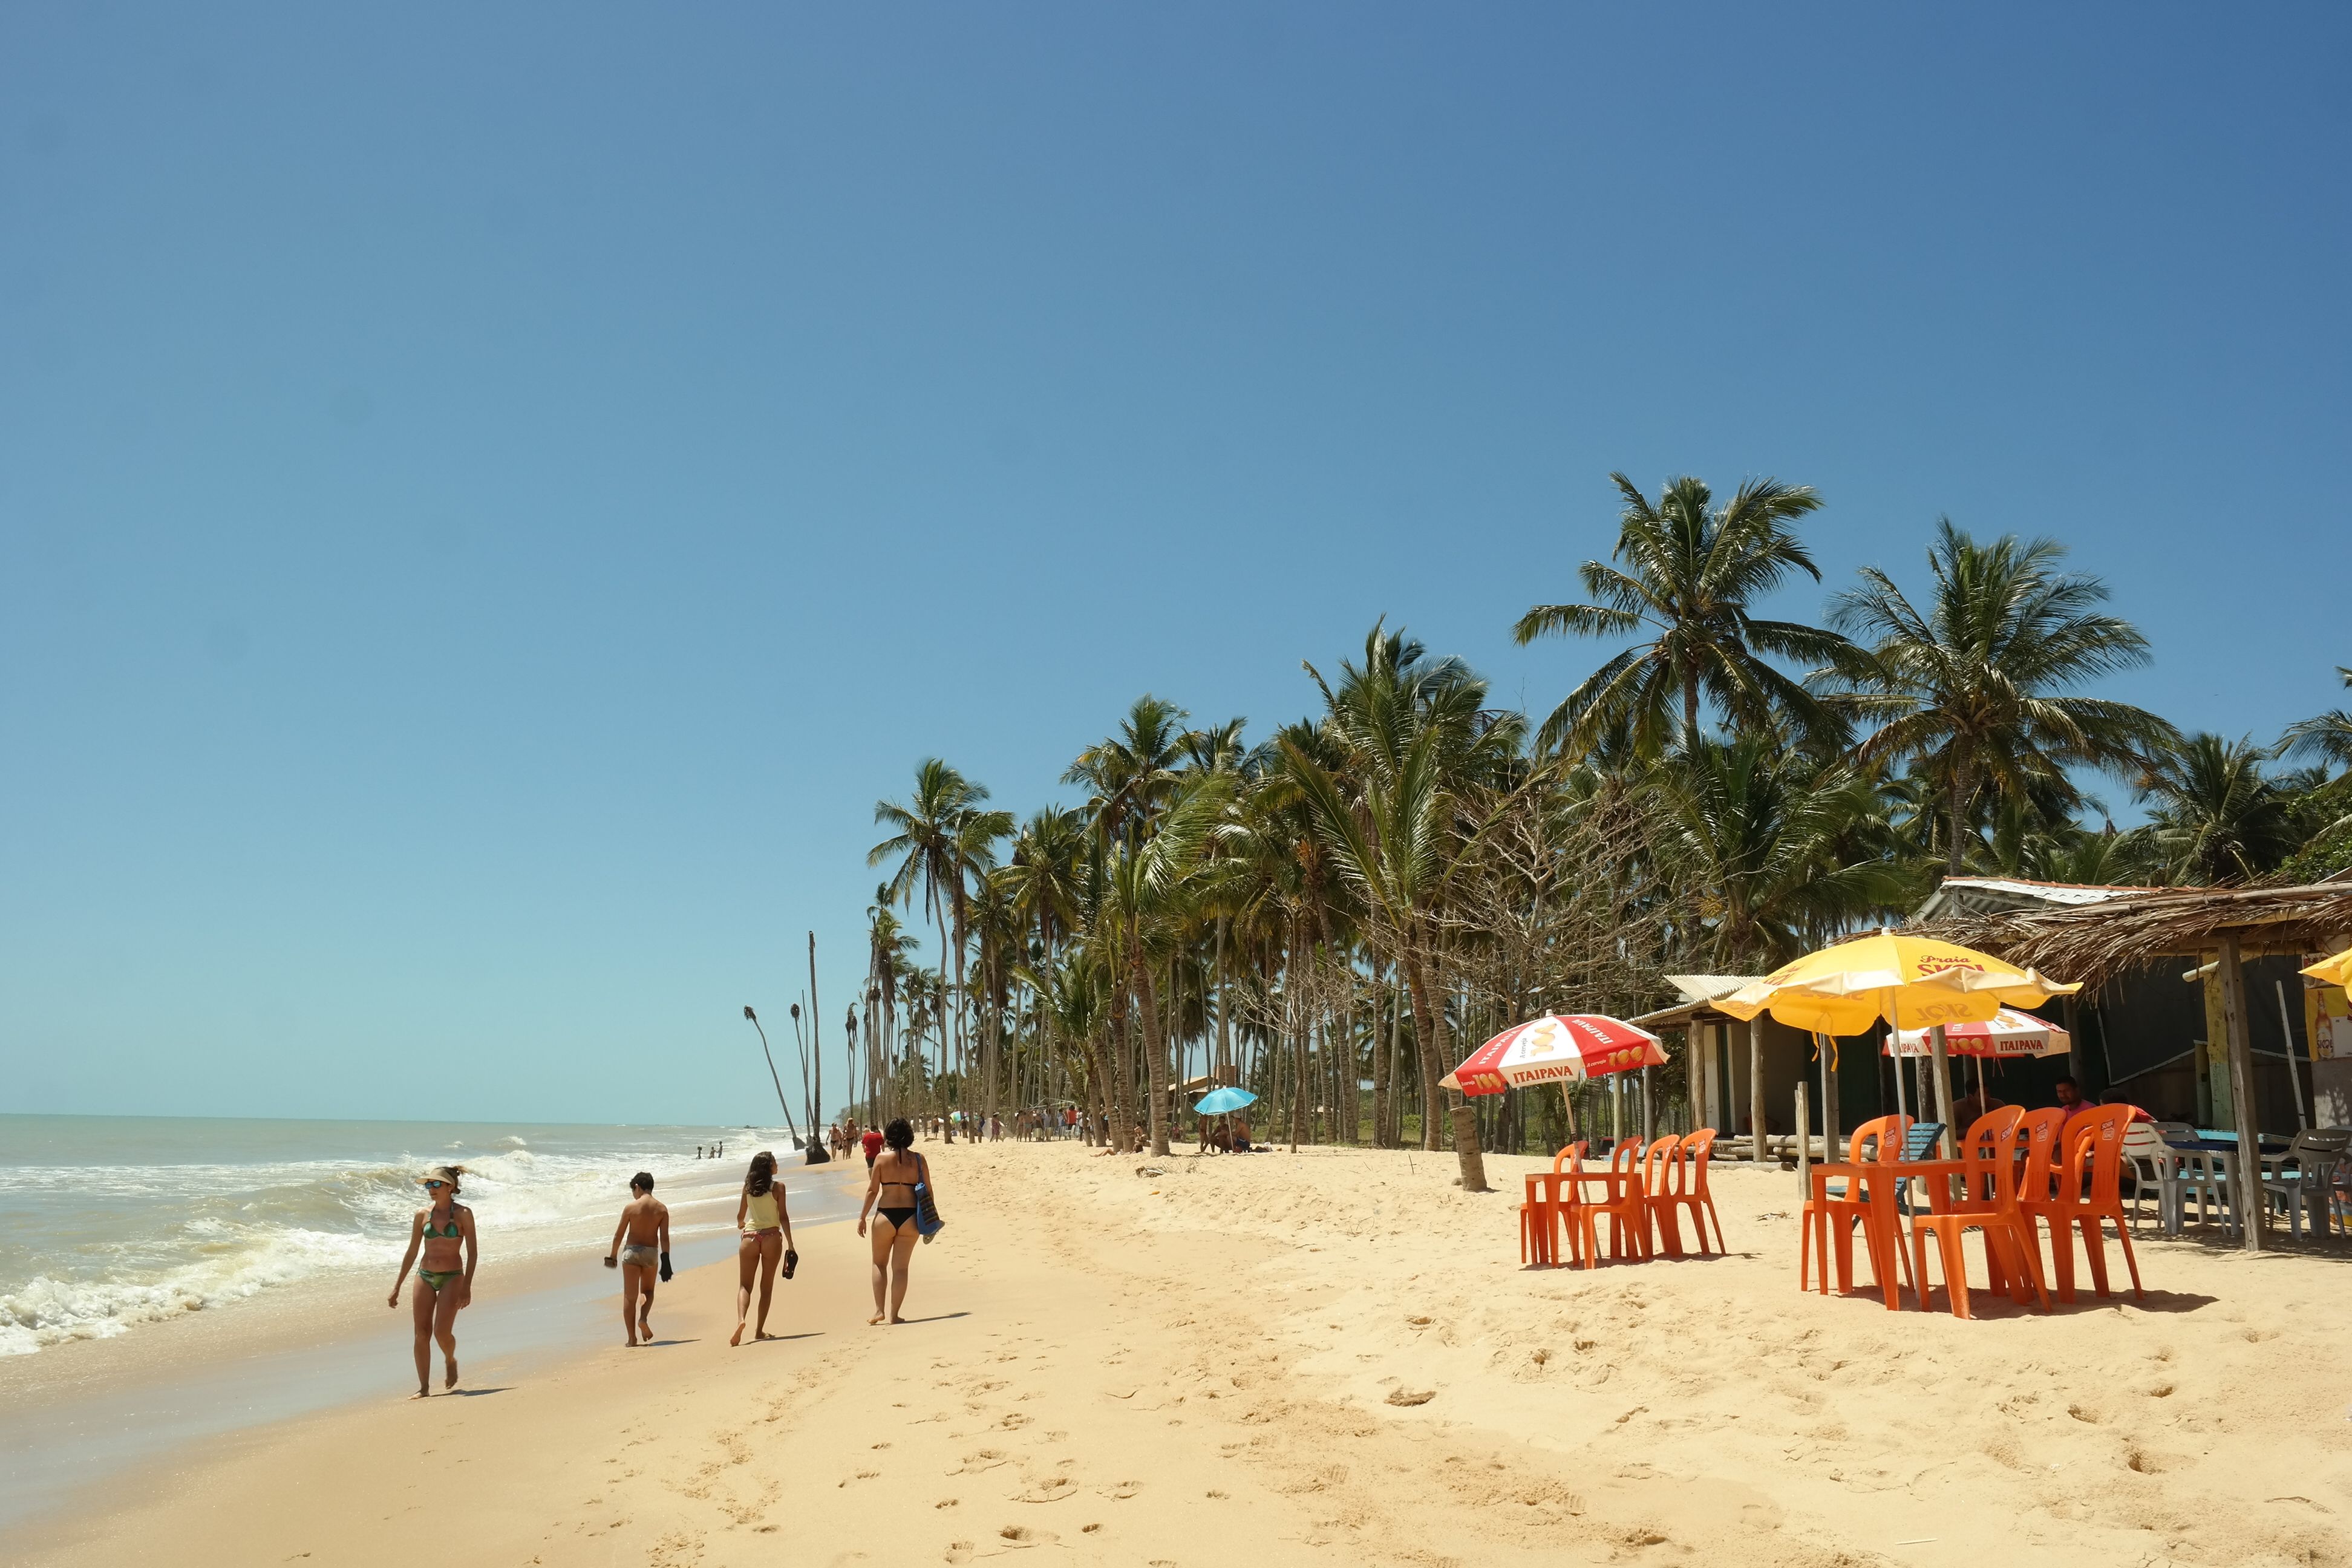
[603,1171,671,1346]
[731,1150,795,1347]
[856,1118,932,1326]
[388,1165,477,1397]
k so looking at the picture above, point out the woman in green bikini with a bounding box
[388,1164,477,1397]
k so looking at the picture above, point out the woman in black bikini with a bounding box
[388,1164,476,1398]
[855,1118,929,1325]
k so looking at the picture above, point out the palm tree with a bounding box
[1830,518,2179,876]
[1065,696,1197,842]
[871,759,975,1042]
[1098,774,1229,1155]
[2282,668,2352,776]
[1285,624,1522,1156]
[1653,737,1916,969]
[944,803,1014,1100]
[1001,806,1088,1119]
[868,759,1008,1112]
[2138,733,2301,886]
[1514,473,1850,759]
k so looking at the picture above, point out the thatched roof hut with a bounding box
[1916,879,2352,992]
[1912,875,2352,1253]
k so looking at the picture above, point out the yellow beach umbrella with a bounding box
[1718,932,2082,1165]
[2304,946,2352,1000]
[1714,932,2080,1037]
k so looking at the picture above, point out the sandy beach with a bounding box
[14,1140,2350,1568]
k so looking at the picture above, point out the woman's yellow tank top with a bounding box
[743,1187,780,1231]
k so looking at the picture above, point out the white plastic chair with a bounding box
[2122,1123,2194,1236]
[2259,1129,2350,1241]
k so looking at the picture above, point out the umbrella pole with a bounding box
[1890,996,1918,1308]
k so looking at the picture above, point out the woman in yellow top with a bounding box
[731,1150,795,1346]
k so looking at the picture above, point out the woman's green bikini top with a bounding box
[423,1206,463,1239]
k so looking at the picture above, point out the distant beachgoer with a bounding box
[388,1165,476,1398]
[858,1118,932,1325]
[696,1146,704,1159]
[861,1128,884,1168]
[1232,1117,1254,1153]
[604,1171,671,1347]
[731,1151,795,1347]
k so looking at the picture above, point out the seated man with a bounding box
[1953,1081,2008,1130]
[1231,1117,1255,1152]
[2054,1076,2099,1132]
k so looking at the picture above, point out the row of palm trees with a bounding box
[846,474,2351,1157]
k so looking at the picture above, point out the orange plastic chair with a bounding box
[2028,1105,2145,1303]
[1909,1117,2050,1318]
[1650,1129,1726,1256]
[1642,1133,1687,1255]
[1569,1140,1650,1268]
[1518,1142,1586,1265]
[1951,1107,2027,1210]
[1800,1115,1913,1302]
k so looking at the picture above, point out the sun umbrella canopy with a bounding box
[1193,1086,1258,1114]
[2304,947,2352,1001]
[1441,1014,1666,1097]
[1884,1006,2070,1059]
[1714,932,2080,1036]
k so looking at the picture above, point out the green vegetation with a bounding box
[848,477,2350,1156]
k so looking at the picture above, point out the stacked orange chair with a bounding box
[1568,1140,1650,1269]
[1800,1115,1913,1303]
[1518,1141,1586,1265]
[2027,1105,2145,1303]
[1909,1111,2048,1318]
[1641,1134,1688,1255]
[1647,1129,1725,1256]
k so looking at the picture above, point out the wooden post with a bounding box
[1749,1016,1767,1163]
[2060,994,2080,1088]
[1641,1065,1655,1145]
[1816,1033,1842,1163]
[1794,1082,1811,1201]
[2217,935,2264,1253]
[1928,1024,1958,1157]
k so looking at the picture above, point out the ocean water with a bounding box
[0,1114,810,1357]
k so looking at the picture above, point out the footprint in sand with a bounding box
[996,1525,1057,1547]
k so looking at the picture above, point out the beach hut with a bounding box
[1916,877,2352,1253]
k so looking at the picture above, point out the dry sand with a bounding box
[19,1140,2352,1567]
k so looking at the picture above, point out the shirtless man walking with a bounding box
[603,1172,671,1346]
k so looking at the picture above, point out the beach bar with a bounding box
[1917,877,2352,1252]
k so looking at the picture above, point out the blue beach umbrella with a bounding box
[1193,1086,1257,1115]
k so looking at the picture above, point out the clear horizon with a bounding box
[5,4,2347,1122]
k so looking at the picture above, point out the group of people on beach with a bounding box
[386,1119,942,1397]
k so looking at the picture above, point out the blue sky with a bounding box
[4,4,2346,1122]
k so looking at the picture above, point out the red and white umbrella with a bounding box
[1441,1014,1667,1097]
[1883,1006,2070,1059]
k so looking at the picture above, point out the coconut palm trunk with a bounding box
[1400,945,1445,1151]
[1134,943,1171,1157]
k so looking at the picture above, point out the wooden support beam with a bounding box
[2217,935,2264,1253]
[1929,1024,1958,1157]
[1749,1017,1766,1165]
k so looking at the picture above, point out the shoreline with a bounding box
[3,1161,862,1532]
[19,1140,2351,1567]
